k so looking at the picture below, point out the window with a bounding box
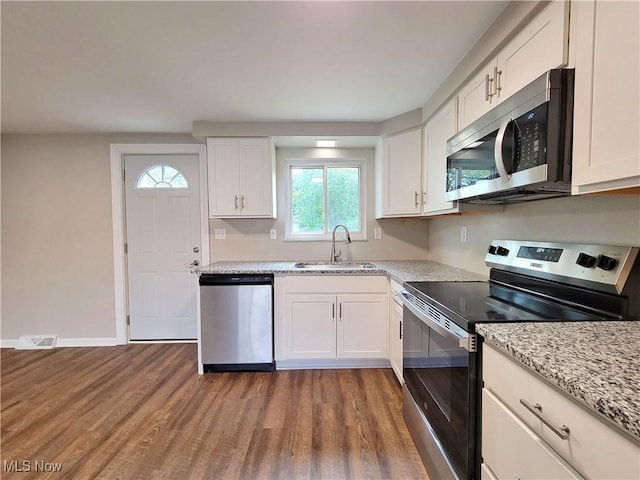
[285,159,366,241]
[136,165,188,189]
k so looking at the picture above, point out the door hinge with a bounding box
[122,169,126,182]
[124,243,128,254]
[126,314,130,326]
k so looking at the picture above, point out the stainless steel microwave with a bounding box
[446,69,574,204]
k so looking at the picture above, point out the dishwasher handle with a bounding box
[199,274,274,286]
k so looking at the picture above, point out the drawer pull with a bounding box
[520,399,571,440]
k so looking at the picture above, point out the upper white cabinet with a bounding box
[423,98,458,215]
[571,0,640,194]
[206,137,276,218]
[459,1,570,129]
[376,128,423,218]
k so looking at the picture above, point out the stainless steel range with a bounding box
[400,240,640,480]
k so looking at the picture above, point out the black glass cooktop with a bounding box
[405,281,607,330]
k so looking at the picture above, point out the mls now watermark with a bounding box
[3,459,63,473]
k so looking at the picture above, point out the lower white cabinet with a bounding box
[482,388,582,480]
[285,293,387,359]
[482,343,640,480]
[277,276,389,366]
[389,279,404,382]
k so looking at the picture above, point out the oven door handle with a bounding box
[400,291,476,352]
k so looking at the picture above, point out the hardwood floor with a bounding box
[1,344,428,479]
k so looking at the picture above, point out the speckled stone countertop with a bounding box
[197,260,487,283]
[477,322,640,443]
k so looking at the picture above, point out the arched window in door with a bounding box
[136,165,188,189]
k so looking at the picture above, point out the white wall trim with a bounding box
[275,358,390,370]
[1,337,120,348]
[109,143,209,345]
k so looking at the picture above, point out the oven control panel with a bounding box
[485,240,639,295]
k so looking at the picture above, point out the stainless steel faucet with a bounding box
[330,224,352,262]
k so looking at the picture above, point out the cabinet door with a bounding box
[238,138,276,217]
[571,0,640,193]
[337,294,388,358]
[379,129,423,217]
[389,298,403,382]
[482,389,583,480]
[423,98,458,214]
[457,61,497,130]
[285,294,336,359]
[497,1,569,101]
[207,138,240,216]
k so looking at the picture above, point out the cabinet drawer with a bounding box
[482,388,582,480]
[483,344,640,479]
[285,275,388,293]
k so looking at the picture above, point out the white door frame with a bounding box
[110,144,209,344]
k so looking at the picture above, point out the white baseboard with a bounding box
[1,337,119,348]
[275,358,391,370]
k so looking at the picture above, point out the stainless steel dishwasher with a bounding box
[199,273,274,372]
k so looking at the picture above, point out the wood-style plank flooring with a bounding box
[1,344,428,479]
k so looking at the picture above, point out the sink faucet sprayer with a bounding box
[330,224,352,262]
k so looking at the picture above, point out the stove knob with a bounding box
[597,254,618,271]
[576,252,597,268]
[496,246,510,256]
[488,245,497,255]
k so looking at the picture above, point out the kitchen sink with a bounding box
[294,261,378,270]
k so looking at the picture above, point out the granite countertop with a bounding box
[197,259,487,283]
[477,322,640,443]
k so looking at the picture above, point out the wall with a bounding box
[209,147,429,261]
[1,133,198,342]
[427,194,640,275]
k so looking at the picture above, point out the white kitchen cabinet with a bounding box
[285,293,387,360]
[280,276,389,365]
[423,98,459,215]
[388,279,404,382]
[206,137,276,218]
[482,388,583,480]
[284,294,336,359]
[571,0,640,194]
[483,343,640,480]
[458,1,569,129]
[376,128,423,218]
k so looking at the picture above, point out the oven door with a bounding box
[401,290,478,480]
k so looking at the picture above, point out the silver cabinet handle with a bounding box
[332,303,335,319]
[414,191,419,208]
[494,66,502,97]
[485,74,495,101]
[234,195,239,210]
[339,303,342,320]
[241,195,245,210]
[399,320,403,340]
[520,399,571,440]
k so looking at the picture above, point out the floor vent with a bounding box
[15,335,58,350]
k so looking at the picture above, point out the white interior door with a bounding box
[124,154,201,340]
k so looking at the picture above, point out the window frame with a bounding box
[284,158,367,241]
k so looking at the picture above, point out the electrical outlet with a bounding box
[214,228,227,240]
[374,227,382,240]
[270,229,277,240]
[460,226,468,243]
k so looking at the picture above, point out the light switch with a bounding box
[460,226,468,243]
[270,229,277,240]
[374,228,382,240]
[214,229,227,240]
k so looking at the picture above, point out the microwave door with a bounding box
[446,135,499,200]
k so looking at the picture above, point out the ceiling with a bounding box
[1,1,509,136]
